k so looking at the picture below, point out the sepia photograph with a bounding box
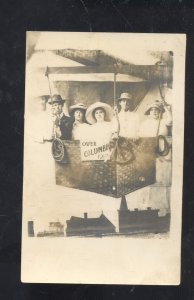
[22,32,186,284]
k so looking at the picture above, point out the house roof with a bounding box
[67,213,115,228]
[49,222,64,227]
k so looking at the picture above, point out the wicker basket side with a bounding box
[55,140,118,197]
[55,138,156,198]
[116,138,156,197]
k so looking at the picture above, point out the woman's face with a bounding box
[94,108,105,122]
[149,107,160,119]
[74,109,84,122]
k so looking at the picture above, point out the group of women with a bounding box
[69,101,113,144]
[67,92,172,144]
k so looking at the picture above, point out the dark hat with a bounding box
[48,94,65,105]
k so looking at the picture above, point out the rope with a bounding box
[113,72,120,136]
[110,137,134,164]
[45,66,57,139]
[156,83,171,156]
[52,138,67,163]
[156,135,171,157]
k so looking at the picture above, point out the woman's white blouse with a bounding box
[72,123,91,140]
[88,121,112,145]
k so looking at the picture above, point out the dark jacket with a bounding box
[59,114,74,140]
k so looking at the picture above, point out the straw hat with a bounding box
[117,92,133,102]
[69,103,87,116]
[48,94,65,105]
[144,100,165,115]
[85,101,113,124]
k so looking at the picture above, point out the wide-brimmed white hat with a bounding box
[144,100,165,115]
[86,101,113,124]
[69,103,87,116]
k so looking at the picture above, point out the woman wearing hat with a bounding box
[139,100,172,137]
[112,92,140,139]
[69,103,90,140]
[139,100,172,186]
[85,101,113,145]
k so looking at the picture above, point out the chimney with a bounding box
[134,208,139,211]
[84,212,88,219]
[28,221,35,237]
[147,207,152,210]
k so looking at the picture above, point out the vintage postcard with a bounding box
[22,32,186,284]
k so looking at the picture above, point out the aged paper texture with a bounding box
[22,32,186,284]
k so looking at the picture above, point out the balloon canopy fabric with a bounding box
[49,72,146,82]
[35,32,159,65]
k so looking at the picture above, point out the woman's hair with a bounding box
[117,99,133,113]
[147,107,161,115]
[92,107,106,121]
